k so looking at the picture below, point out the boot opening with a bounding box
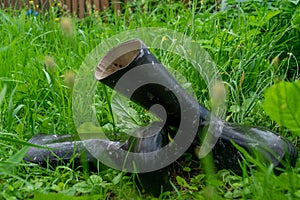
[95,39,142,80]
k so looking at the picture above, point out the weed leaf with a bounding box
[265,10,282,22]
[111,94,141,129]
[263,81,300,136]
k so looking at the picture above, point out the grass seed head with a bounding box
[271,56,280,69]
[60,17,75,38]
[64,70,76,89]
[44,55,56,73]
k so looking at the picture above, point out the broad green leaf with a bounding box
[87,174,102,185]
[176,176,198,191]
[183,166,191,172]
[230,105,240,113]
[292,7,300,30]
[176,175,188,187]
[111,94,141,129]
[112,172,123,185]
[263,81,300,136]
[73,181,92,193]
[265,10,282,22]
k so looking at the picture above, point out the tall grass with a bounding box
[0,0,299,199]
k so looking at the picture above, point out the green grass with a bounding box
[0,0,300,199]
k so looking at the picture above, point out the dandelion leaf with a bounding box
[263,81,300,136]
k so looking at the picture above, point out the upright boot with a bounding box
[95,39,298,174]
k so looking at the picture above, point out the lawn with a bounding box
[0,0,300,199]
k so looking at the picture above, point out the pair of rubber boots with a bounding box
[25,39,297,196]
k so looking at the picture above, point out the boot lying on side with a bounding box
[24,122,171,196]
[24,39,298,196]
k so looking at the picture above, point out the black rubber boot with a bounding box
[95,39,298,173]
[24,122,170,196]
[24,39,298,197]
